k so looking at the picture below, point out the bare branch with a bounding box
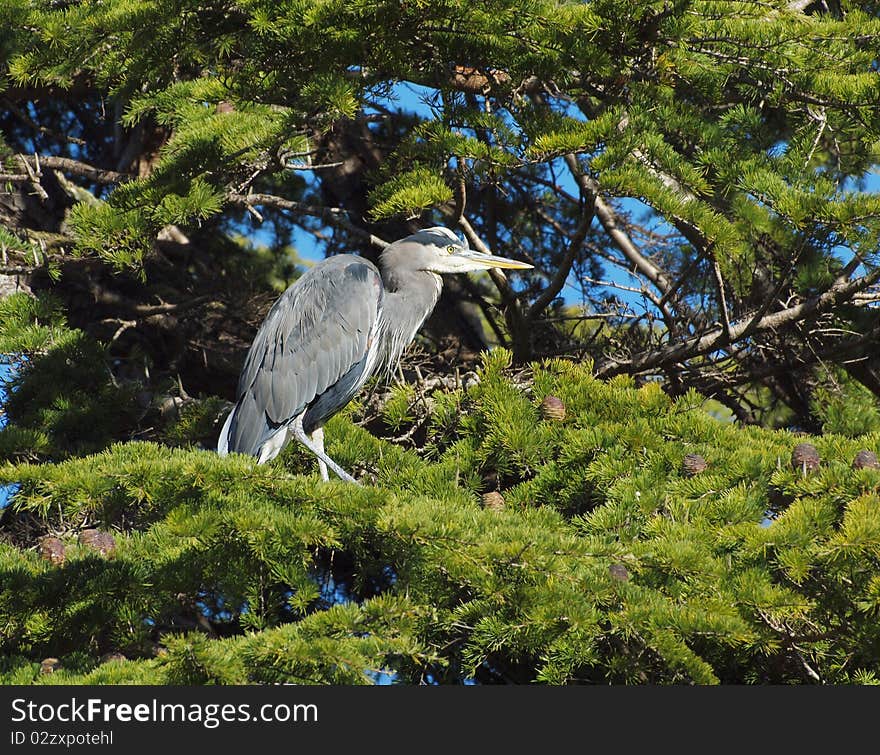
[285,161,346,171]
[586,245,677,325]
[19,154,131,185]
[452,167,467,225]
[88,283,214,317]
[228,192,388,250]
[2,97,88,146]
[597,267,880,377]
[536,92,680,300]
[528,200,594,319]
[582,276,653,296]
[563,154,675,295]
[18,155,48,201]
[711,252,732,338]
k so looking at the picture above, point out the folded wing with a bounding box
[218,255,383,460]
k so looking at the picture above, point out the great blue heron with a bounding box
[217,226,532,483]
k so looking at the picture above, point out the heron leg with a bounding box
[310,427,329,482]
[292,415,360,485]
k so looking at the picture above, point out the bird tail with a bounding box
[217,397,287,463]
[216,402,237,457]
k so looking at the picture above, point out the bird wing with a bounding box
[220,255,383,457]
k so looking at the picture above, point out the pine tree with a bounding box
[0,0,879,684]
[2,347,879,684]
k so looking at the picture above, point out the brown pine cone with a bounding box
[78,529,117,557]
[40,658,61,674]
[852,450,880,470]
[540,395,566,421]
[448,65,511,94]
[482,491,505,511]
[608,563,630,582]
[791,443,820,475]
[38,536,66,566]
[100,652,128,664]
[682,453,708,477]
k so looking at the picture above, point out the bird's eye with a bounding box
[446,245,457,254]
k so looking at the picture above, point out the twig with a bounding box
[286,161,346,171]
[19,154,48,200]
[228,192,388,250]
[243,204,264,223]
[106,319,138,345]
[528,198,595,319]
[19,154,131,185]
[597,266,880,377]
[711,252,732,338]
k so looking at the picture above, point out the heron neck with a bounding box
[379,268,443,369]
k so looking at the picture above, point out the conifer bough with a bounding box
[1,0,880,687]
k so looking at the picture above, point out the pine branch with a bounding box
[18,154,131,185]
[227,192,388,250]
[597,266,880,377]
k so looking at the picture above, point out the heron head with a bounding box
[385,227,533,275]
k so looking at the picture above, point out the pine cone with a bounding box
[540,395,566,421]
[78,529,117,557]
[608,563,630,582]
[38,536,66,566]
[852,449,880,470]
[482,491,505,511]
[100,652,127,664]
[448,65,511,94]
[791,443,820,475]
[682,453,708,477]
[40,658,61,674]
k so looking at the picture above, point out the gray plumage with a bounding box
[218,226,532,483]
